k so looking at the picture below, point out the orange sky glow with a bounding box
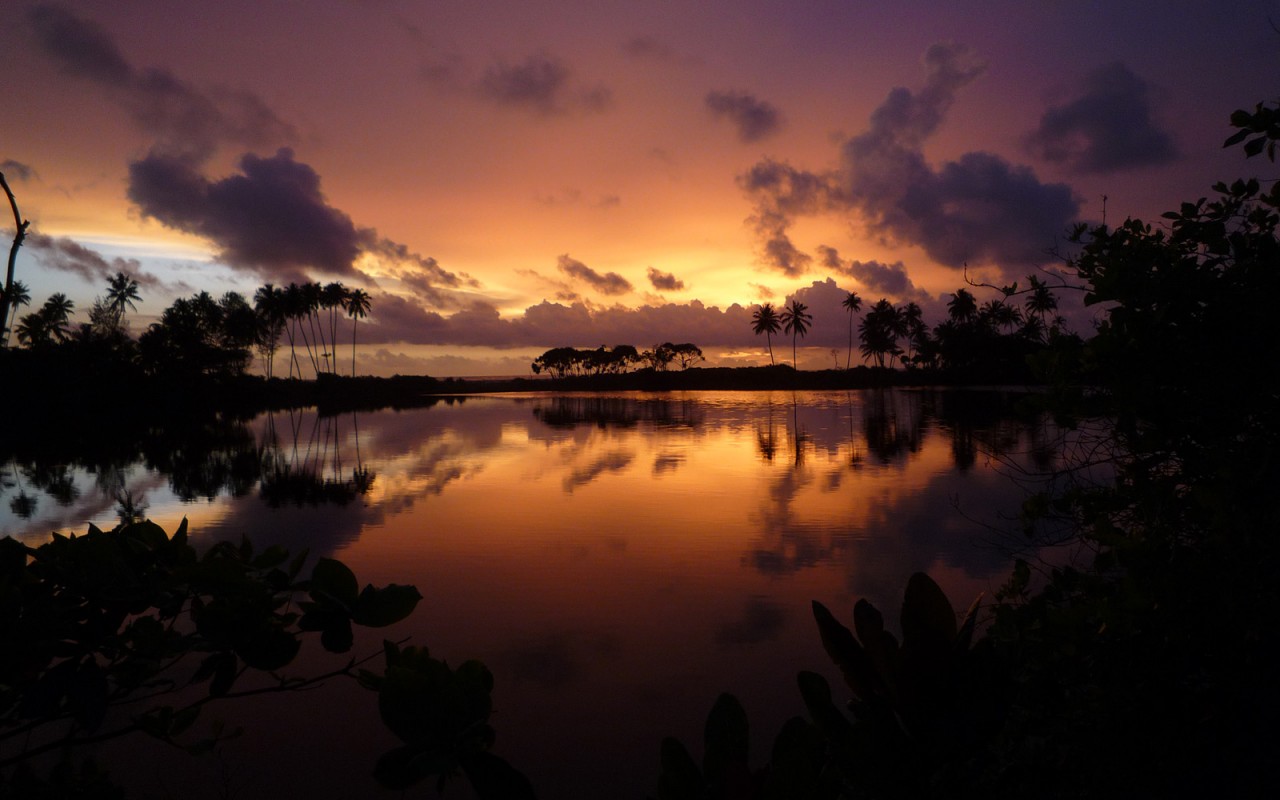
[3,0,1277,374]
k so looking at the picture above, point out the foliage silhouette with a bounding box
[0,519,532,797]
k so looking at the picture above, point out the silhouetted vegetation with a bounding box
[652,100,1280,798]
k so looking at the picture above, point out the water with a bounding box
[2,388,1067,798]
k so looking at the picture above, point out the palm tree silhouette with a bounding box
[842,291,862,369]
[947,289,978,323]
[751,303,782,365]
[105,272,141,327]
[346,288,371,377]
[779,299,812,370]
[2,280,30,347]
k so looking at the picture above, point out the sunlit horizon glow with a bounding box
[2,1,1276,374]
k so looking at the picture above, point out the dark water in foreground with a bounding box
[3,389,1071,798]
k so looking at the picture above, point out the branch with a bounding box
[2,172,32,342]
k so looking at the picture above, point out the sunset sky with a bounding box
[3,0,1278,375]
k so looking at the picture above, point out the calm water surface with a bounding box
[3,389,1065,798]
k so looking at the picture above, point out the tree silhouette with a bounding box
[779,299,812,370]
[751,303,782,365]
[105,271,141,326]
[1,280,30,347]
[947,288,978,323]
[1,172,31,349]
[17,294,74,348]
[346,287,371,377]
[842,291,862,369]
[858,299,900,368]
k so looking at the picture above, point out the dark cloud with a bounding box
[26,4,294,156]
[1,160,36,182]
[557,254,632,296]
[127,148,463,298]
[738,159,837,276]
[646,267,684,292]
[25,233,163,289]
[1025,62,1177,173]
[26,4,131,84]
[816,245,930,302]
[477,54,612,116]
[705,90,783,143]
[739,43,1080,276]
[128,148,366,281]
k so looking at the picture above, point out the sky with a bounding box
[2,0,1278,375]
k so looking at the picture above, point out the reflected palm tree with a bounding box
[788,392,810,467]
[756,397,778,462]
[259,409,375,507]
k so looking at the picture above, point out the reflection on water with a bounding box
[1,389,1072,798]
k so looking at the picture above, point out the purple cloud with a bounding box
[1025,62,1177,173]
[740,43,1081,276]
[478,53,612,116]
[646,267,685,292]
[557,254,632,296]
[706,90,783,142]
[26,4,294,157]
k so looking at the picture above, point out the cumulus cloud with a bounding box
[26,4,295,157]
[737,158,838,276]
[477,53,612,116]
[127,148,465,299]
[1,160,35,182]
[706,90,783,143]
[354,293,757,349]
[128,148,366,281]
[1025,62,1177,173]
[557,254,632,296]
[25,233,164,289]
[815,245,930,302]
[646,267,684,292]
[740,43,1080,276]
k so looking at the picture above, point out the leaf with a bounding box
[373,744,438,791]
[320,617,354,654]
[210,652,238,697]
[238,626,301,670]
[900,572,956,649]
[657,737,703,800]
[1244,136,1266,158]
[796,671,852,740]
[702,693,749,784]
[460,751,538,800]
[353,583,422,627]
[310,558,359,607]
[812,600,882,701]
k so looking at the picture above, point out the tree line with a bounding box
[751,276,1075,375]
[0,274,372,381]
[530,342,704,377]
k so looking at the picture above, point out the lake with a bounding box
[2,388,1068,798]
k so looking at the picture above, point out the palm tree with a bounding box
[859,299,901,368]
[254,284,286,378]
[779,299,812,370]
[751,303,782,365]
[1025,276,1058,323]
[105,271,141,326]
[346,288,371,377]
[947,289,978,323]
[2,279,30,347]
[842,291,862,369]
[41,293,74,343]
